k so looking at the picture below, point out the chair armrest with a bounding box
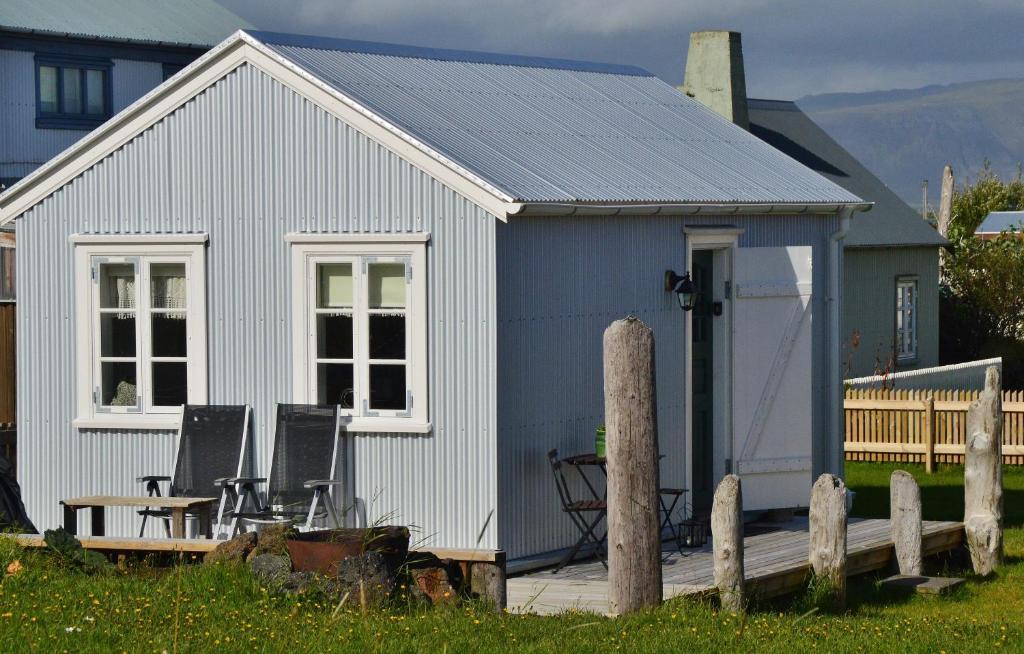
[223,477,267,486]
[303,480,345,488]
[136,475,172,483]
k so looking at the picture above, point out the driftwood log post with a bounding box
[964,366,1003,576]
[809,473,847,609]
[470,561,507,611]
[890,470,922,575]
[604,316,662,615]
[711,474,744,611]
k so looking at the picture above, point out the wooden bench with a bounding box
[61,495,218,539]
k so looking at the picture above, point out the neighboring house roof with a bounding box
[747,98,946,248]
[0,0,252,48]
[0,30,868,224]
[976,211,1024,234]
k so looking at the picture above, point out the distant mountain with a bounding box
[797,78,1024,208]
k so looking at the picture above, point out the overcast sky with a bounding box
[218,0,1024,99]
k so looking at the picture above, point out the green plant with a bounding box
[43,528,111,572]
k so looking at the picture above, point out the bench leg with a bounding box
[63,505,78,536]
[90,506,105,537]
[197,506,212,539]
[171,509,186,539]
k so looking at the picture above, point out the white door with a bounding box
[731,246,814,510]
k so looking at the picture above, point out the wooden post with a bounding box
[809,473,847,609]
[470,561,507,611]
[890,470,922,575]
[604,316,662,615]
[923,396,935,473]
[711,474,744,611]
[965,366,1003,576]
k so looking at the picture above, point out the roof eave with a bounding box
[505,200,873,218]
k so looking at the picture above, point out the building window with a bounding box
[35,55,112,130]
[72,236,207,428]
[895,277,917,362]
[288,234,430,433]
[0,242,13,303]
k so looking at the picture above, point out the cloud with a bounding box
[217,0,1024,97]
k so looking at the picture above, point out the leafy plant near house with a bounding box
[941,164,1024,386]
[42,528,111,572]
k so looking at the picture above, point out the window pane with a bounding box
[39,66,58,113]
[318,363,354,408]
[85,69,104,115]
[62,67,82,114]
[318,263,352,309]
[369,314,405,359]
[152,362,187,406]
[152,313,187,357]
[101,362,137,406]
[369,365,406,410]
[151,263,186,309]
[99,263,136,309]
[368,263,406,309]
[100,314,136,357]
[317,314,353,359]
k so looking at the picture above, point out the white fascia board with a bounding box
[237,37,513,219]
[283,232,430,244]
[0,30,514,224]
[0,34,251,225]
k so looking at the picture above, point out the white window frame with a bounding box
[71,234,208,429]
[895,276,918,363]
[287,233,430,434]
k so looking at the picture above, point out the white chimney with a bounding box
[681,31,749,129]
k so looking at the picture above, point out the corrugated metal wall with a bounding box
[496,213,839,559]
[17,63,498,549]
[0,49,163,181]
[842,246,940,378]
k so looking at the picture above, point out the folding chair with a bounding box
[136,404,252,538]
[548,449,607,573]
[223,404,347,535]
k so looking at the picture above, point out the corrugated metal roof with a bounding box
[0,0,252,48]
[248,30,862,206]
[976,211,1024,234]
[748,98,946,247]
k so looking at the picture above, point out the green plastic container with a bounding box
[595,425,606,459]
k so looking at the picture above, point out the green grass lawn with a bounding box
[0,462,1022,653]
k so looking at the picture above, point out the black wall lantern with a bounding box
[665,270,698,311]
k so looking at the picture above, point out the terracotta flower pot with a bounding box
[286,526,410,576]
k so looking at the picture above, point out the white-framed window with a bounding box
[288,234,430,433]
[895,277,917,362]
[72,234,208,429]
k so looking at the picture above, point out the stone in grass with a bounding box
[246,523,297,562]
[250,554,292,587]
[409,563,460,605]
[334,551,396,608]
[205,531,257,565]
[282,571,323,595]
[880,575,965,596]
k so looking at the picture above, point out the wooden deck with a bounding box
[507,518,963,615]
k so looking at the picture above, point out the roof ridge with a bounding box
[245,30,654,77]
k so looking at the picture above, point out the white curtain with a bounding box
[152,273,187,318]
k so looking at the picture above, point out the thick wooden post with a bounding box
[470,561,507,611]
[923,396,935,474]
[809,473,847,609]
[604,316,662,615]
[711,474,744,611]
[965,366,1003,576]
[890,470,922,575]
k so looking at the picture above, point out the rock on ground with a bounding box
[205,532,257,565]
[334,551,396,608]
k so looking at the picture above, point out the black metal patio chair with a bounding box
[136,404,252,538]
[222,404,348,535]
[548,448,607,573]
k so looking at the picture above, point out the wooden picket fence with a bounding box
[844,388,1024,470]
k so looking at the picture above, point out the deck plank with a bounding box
[508,518,964,615]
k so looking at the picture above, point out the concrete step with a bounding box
[880,574,966,596]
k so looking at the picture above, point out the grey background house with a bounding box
[682,31,947,379]
[1,30,866,561]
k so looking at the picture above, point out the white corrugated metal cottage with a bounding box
[0,30,868,562]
